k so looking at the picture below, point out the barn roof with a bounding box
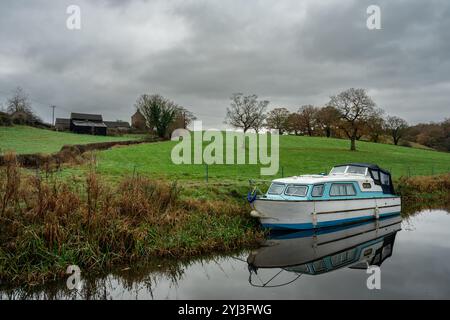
[72,120,107,128]
[70,113,103,121]
[104,121,131,128]
[55,118,70,125]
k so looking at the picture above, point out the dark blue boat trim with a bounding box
[261,212,401,230]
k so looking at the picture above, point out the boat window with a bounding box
[330,249,357,267]
[330,183,357,196]
[285,185,308,197]
[329,166,346,174]
[346,166,367,175]
[312,260,326,273]
[380,172,390,185]
[370,169,380,181]
[285,264,310,274]
[267,183,285,195]
[362,182,372,189]
[311,184,324,197]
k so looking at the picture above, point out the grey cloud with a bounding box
[0,0,448,126]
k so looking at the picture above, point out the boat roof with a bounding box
[272,174,373,185]
[334,163,390,173]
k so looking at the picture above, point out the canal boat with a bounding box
[248,163,401,230]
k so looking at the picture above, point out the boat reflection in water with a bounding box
[247,215,401,286]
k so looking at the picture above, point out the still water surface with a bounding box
[2,209,450,299]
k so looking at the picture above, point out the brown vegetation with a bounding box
[397,174,450,214]
[0,153,262,285]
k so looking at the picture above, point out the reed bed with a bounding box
[397,174,450,201]
[0,153,263,285]
[396,174,450,215]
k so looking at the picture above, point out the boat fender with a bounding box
[250,210,261,218]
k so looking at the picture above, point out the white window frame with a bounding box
[344,166,368,176]
[284,184,309,197]
[329,183,357,197]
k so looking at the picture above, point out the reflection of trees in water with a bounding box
[402,198,450,218]
[0,252,246,300]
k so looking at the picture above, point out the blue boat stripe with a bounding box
[261,212,401,230]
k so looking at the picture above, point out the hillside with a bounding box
[89,134,450,180]
[2,126,449,180]
[0,125,144,154]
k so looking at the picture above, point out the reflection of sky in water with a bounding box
[2,210,450,299]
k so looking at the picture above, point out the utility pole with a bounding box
[50,105,56,126]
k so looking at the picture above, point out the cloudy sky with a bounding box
[0,0,449,128]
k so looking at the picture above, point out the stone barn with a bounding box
[70,113,107,135]
[131,109,148,131]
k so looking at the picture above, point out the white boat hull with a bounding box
[251,196,401,230]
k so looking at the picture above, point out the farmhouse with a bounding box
[131,109,147,131]
[70,112,107,136]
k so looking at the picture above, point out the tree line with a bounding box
[405,120,450,152]
[2,87,448,152]
[224,88,416,151]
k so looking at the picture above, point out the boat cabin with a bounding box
[330,163,395,195]
[264,163,395,200]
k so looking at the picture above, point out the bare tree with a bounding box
[265,107,290,134]
[316,106,340,138]
[328,88,378,151]
[251,114,266,134]
[385,116,408,145]
[5,87,42,125]
[298,105,318,136]
[225,93,269,133]
[135,94,178,138]
[6,87,32,114]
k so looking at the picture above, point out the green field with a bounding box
[0,125,144,154]
[2,126,449,180]
[91,134,450,181]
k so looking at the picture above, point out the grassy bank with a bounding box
[0,154,263,285]
[0,126,145,154]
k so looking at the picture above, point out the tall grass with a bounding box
[0,153,263,285]
[397,174,450,215]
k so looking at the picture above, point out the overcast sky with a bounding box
[0,0,449,127]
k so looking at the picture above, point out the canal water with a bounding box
[1,209,450,299]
